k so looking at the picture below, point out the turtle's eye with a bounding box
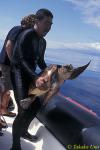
[65,64,73,71]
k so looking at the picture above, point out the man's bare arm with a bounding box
[5,40,14,60]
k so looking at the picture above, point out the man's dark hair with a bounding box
[35,9,53,20]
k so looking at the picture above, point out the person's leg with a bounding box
[10,115,21,150]
[0,64,15,117]
[10,67,36,149]
[0,90,16,117]
[11,97,42,149]
[21,97,42,141]
[10,68,28,149]
[0,117,3,136]
[0,93,8,128]
[11,109,29,150]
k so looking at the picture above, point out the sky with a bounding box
[0,0,100,51]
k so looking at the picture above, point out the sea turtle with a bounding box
[20,61,90,109]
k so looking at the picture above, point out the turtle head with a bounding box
[68,61,91,79]
[57,61,91,80]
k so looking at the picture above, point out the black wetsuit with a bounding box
[10,28,47,150]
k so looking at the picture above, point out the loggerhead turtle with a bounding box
[20,61,90,109]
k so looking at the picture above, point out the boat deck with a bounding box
[0,91,65,150]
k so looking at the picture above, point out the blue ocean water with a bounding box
[0,45,100,116]
[45,48,100,116]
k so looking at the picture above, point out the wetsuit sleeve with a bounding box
[21,61,38,79]
[17,30,38,80]
[38,39,47,70]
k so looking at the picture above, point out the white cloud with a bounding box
[64,0,100,28]
[1,37,100,51]
[47,40,100,51]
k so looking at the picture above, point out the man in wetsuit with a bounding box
[10,9,53,150]
[0,14,35,126]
